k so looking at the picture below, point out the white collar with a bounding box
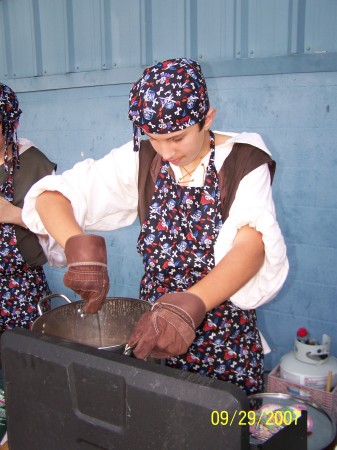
[18,137,34,155]
[214,131,271,156]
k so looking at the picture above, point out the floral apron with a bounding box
[137,131,264,394]
[0,224,50,333]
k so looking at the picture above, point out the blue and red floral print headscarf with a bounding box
[0,83,22,201]
[128,58,210,151]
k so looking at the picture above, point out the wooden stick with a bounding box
[325,370,332,392]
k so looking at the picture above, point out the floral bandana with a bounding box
[128,58,209,151]
[0,83,22,201]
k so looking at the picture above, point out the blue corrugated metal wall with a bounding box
[1,0,337,370]
[2,0,337,88]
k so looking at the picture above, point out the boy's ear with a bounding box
[204,108,216,130]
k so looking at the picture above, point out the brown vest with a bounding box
[138,139,275,225]
[0,146,57,266]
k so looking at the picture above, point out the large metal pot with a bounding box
[32,294,151,353]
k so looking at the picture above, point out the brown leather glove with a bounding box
[128,292,206,360]
[63,234,109,314]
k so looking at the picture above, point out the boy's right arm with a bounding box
[36,190,110,313]
[36,190,84,248]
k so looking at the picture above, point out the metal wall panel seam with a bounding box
[184,0,190,58]
[0,1,7,79]
[66,0,75,73]
[32,0,43,76]
[189,0,198,61]
[141,0,153,67]
[287,0,295,55]
[1,0,12,79]
[102,0,112,70]
[234,0,241,58]
[240,0,249,59]
[296,0,306,54]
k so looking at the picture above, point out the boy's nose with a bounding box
[155,142,175,161]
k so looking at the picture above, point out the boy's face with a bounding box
[145,109,215,168]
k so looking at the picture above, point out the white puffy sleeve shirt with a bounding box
[23,132,288,311]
